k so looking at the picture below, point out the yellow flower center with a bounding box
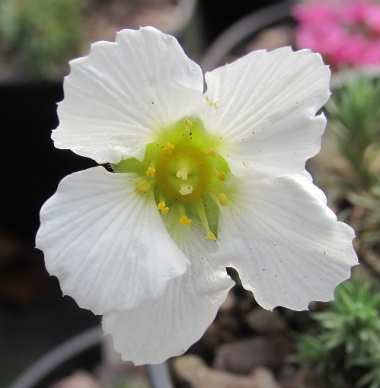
[112,118,230,240]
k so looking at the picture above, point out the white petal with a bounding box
[216,171,358,311]
[201,47,330,179]
[36,167,189,315]
[102,215,233,365]
[53,27,204,164]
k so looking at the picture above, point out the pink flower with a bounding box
[367,6,380,34]
[293,0,380,68]
[342,0,371,24]
[293,1,338,25]
[361,41,380,65]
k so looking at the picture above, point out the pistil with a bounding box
[176,166,189,180]
[179,184,193,195]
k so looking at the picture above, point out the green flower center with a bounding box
[112,118,230,240]
[156,144,210,203]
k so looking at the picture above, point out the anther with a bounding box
[183,118,193,127]
[157,201,169,214]
[206,233,216,241]
[146,167,156,177]
[218,171,226,181]
[180,216,192,227]
[162,142,175,155]
[205,148,218,158]
[137,180,151,193]
[179,184,193,195]
[218,193,228,206]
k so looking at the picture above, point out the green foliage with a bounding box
[0,0,84,79]
[349,187,380,249]
[320,73,380,253]
[325,74,380,189]
[293,271,380,387]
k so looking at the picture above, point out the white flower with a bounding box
[36,27,358,365]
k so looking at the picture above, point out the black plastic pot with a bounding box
[0,81,96,244]
[8,326,174,388]
[201,0,297,72]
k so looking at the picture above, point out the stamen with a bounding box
[146,167,156,177]
[218,193,228,206]
[137,180,151,193]
[162,142,175,155]
[183,118,193,127]
[157,201,169,214]
[218,171,226,181]
[178,202,186,216]
[205,148,218,158]
[176,167,188,180]
[179,184,193,195]
[180,216,192,227]
[206,233,216,241]
[194,200,215,241]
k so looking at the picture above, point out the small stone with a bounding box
[277,365,305,388]
[214,336,296,374]
[245,308,287,334]
[173,355,280,388]
[251,367,282,388]
[219,291,236,313]
[51,371,101,388]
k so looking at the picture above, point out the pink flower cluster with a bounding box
[293,0,380,68]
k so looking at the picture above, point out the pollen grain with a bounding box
[205,148,218,158]
[137,180,151,193]
[206,232,216,241]
[180,216,192,227]
[218,193,228,206]
[157,201,169,214]
[146,167,156,177]
[183,118,193,127]
[162,142,175,155]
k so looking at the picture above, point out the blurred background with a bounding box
[1,0,380,387]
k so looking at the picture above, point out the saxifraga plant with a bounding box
[0,0,84,79]
[293,270,380,388]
